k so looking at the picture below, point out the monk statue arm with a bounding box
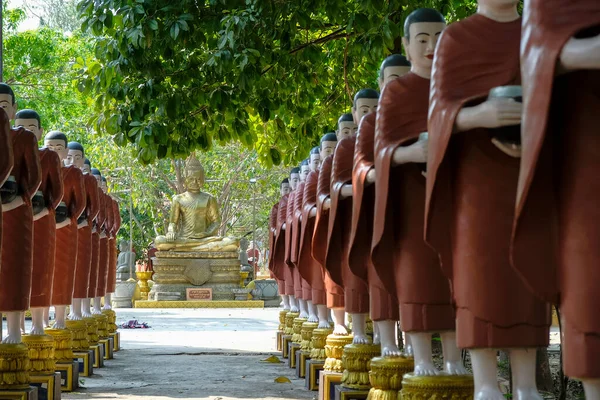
[340,184,353,199]
[558,34,600,73]
[392,132,428,165]
[454,98,522,132]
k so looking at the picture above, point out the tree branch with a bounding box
[343,36,352,103]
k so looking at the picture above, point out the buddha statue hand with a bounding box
[166,224,177,241]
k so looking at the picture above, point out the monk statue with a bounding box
[512,0,600,397]
[425,1,551,398]
[337,113,356,139]
[156,155,238,252]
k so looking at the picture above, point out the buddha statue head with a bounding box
[352,89,379,126]
[309,146,321,172]
[44,131,69,161]
[403,8,446,79]
[0,83,17,120]
[379,54,412,90]
[289,167,300,190]
[15,109,43,141]
[185,154,205,193]
[300,159,310,182]
[337,113,356,140]
[280,178,291,196]
[91,168,103,189]
[66,142,85,169]
[320,133,338,158]
[83,158,92,174]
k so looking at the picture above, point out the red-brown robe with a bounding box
[348,113,399,321]
[311,156,344,309]
[30,148,63,308]
[273,194,293,296]
[106,198,121,294]
[285,190,302,298]
[372,72,454,332]
[291,181,312,300]
[52,166,86,306]
[425,14,550,348]
[297,170,326,305]
[72,174,99,299]
[268,203,285,294]
[0,112,14,268]
[512,0,600,378]
[96,192,113,297]
[0,128,41,311]
[326,137,369,314]
[88,188,106,298]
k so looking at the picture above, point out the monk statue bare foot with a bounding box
[317,305,330,328]
[377,320,402,356]
[351,313,370,344]
[332,308,348,335]
[307,301,319,323]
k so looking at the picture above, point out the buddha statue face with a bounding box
[321,141,337,158]
[66,149,85,169]
[185,156,205,193]
[337,121,356,141]
[380,66,411,90]
[403,21,446,76]
[309,153,321,172]
[15,117,43,141]
[290,173,300,190]
[280,182,291,196]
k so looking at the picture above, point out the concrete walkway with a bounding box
[62,308,314,400]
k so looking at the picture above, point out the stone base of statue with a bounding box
[319,369,343,400]
[116,272,132,282]
[341,343,380,390]
[30,372,60,400]
[113,280,137,308]
[99,337,114,360]
[91,344,104,369]
[149,251,241,301]
[55,360,78,392]
[367,356,414,400]
[110,332,120,352]
[324,334,353,372]
[250,279,280,307]
[399,374,474,400]
[73,349,93,377]
[22,335,55,375]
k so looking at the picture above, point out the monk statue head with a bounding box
[309,146,321,172]
[15,109,43,141]
[289,167,300,190]
[83,158,92,174]
[402,8,446,79]
[101,176,108,193]
[477,0,519,20]
[0,83,17,120]
[300,159,310,181]
[352,89,379,126]
[320,132,338,158]
[280,178,291,196]
[44,131,69,161]
[379,54,412,90]
[66,142,85,169]
[91,168,103,188]
[337,113,356,140]
[185,154,205,193]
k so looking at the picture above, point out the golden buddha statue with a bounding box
[155,156,239,252]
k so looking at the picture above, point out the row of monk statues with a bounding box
[269,1,599,399]
[0,81,122,396]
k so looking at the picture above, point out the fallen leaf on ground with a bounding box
[261,355,282,363]
[274,376,291,383]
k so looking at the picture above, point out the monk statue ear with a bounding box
[402,37,411,62]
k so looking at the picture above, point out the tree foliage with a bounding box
[77,0,477,166]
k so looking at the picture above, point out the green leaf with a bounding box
[170,23,180,40]
[148,19,158,30]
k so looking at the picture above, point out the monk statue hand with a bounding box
[365,168,376,185]
[392,135,428,165]
[474,98,522,129]
[323,198,331,210]
[491,138,521,158]
[559,34,600,72]
[309,207,317,218]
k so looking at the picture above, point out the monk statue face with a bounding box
[380,66,412,90]
[300,165,310,181]
[82,163,91,174]
[66,149,85,169]
[290,173,300,190]
[352,98,378,126]
[320,141,337,158]
[44,139,68,161]
[309,153,321,172]
[15,117,43,141]
[100,180,108,193]
[403,22,446,77]
[478,0,519,11]
[280,183,291,196]
[0,94,16,120]
[337,121,356,140]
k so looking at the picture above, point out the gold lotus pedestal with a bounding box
[288,317,306,369]
[85,317,104,369]
[298,321,318,378]
[324,334,353,372]
[102,309,120,352]
[276,310,287,351]
[149,251,241,301]
[367,356,414,400]
[332,343,380,400]
[93,313,113,361]
[46,327,79,392]
[281,311,298,359]
[22,334,61,400]
[70,319,94,377]
[399,374,474,400]
[136,271,153,300]
[0,343,37,400]
[306,328,332,391]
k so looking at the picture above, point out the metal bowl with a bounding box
[488,85,522,145]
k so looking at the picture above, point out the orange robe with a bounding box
[31,149,63,308]
[326,137,369,314]
[0,128,41,311]
[268,203,285,294]
[291,182,311,300]
[513,0,600,378]
[425,14,550,348]
[106,199,120,294]
[273,194,293,296]
[96,192,113,297]
[348,113,399,321]
[89,188,106,298]
[312,156,344,309]
[52,166,86,305]
[372,72,454,332]
[72,174,99,299]
[0,112,14,274]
